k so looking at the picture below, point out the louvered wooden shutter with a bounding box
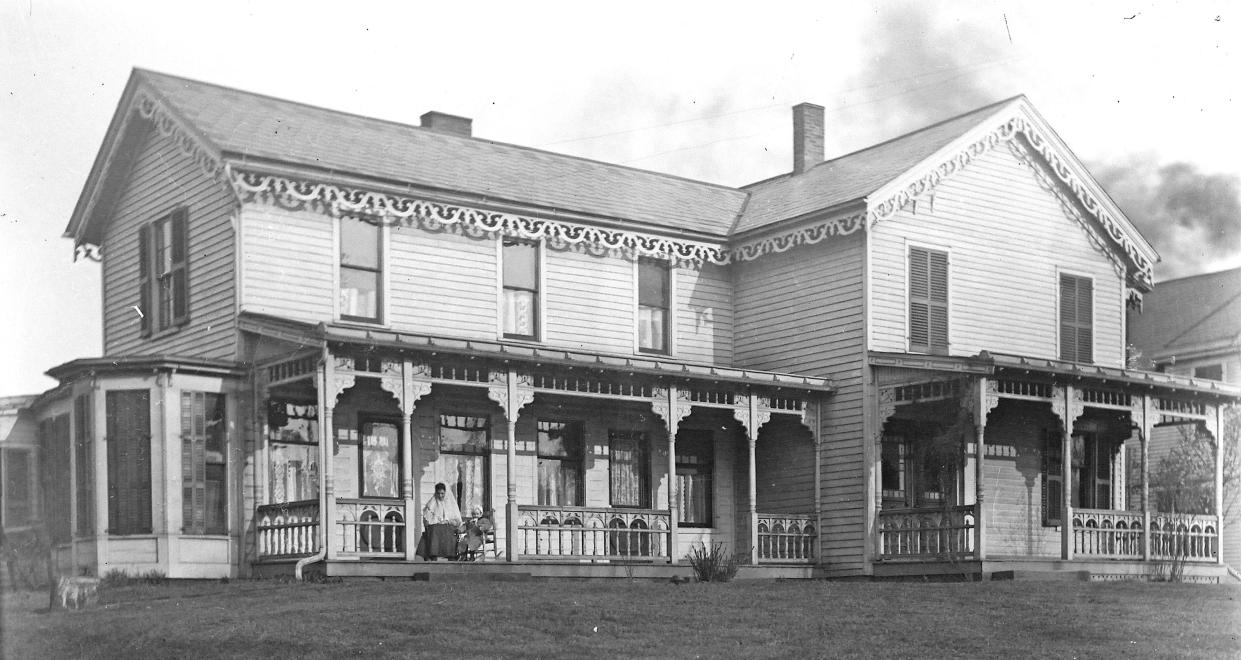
[1059,275,1093,363]
[106,390,152,535]
[909,248,949,353]
[137,224,152,336]
[1042,428,1063,526]
[170,208,189,326]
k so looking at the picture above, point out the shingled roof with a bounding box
[1128,267,1241,363]
[734,97,1020,234]
[136,69,748,238]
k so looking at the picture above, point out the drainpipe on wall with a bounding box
[295,352,330,580]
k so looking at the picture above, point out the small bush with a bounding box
[686,542,740,582]
[100,569,169,588]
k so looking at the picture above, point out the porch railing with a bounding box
[337,498,406,558]
[757,513,816,562]
[256,500,320,559]
[1150,513,1218,562]
[1071,509,1218,562]
[1071,509,1144,559]
[517,506,670,561]
[878,505,976,561]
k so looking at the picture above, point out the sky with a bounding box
[1,1,1239,397]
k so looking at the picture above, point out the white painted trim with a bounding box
[331,216,341,322]
[495,237,504,340]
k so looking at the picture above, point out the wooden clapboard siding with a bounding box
[869,145,1125,366]
[389,226,497,339]
[982,401,1060,557]
[733,232,867,574]
[101,125,237,358]
[755,416,814,513]
[676,263,734,364]
[544,248,634,353]
[238,206,334,322]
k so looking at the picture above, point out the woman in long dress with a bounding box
[418,482,462,560]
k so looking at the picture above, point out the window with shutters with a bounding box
[908,247,949,354]
[1059,274,1093,363]
[39,414,72,543]
[339,216,383,323]
[609,430,650,508]
[106,390,152,535]
[503,240,540,339]
[637,259,671,354]
[74,393,95,536]
[181,391,227,535]
[2,448,36,529]
[138,208,189,336]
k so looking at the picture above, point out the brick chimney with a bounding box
[420,111,473,138]
[792,102,824,175]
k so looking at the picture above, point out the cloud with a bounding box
[1093,156,1241,279]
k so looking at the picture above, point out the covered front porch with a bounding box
[245,316,829,576]
[869,352,1237,581]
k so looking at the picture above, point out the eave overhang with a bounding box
[239,312,833,394]
[44,355,247,383]
[869,350,1240,401]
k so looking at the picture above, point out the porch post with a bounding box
[1212,403,1225,565]
[747,393,760,566]
[974,378,987,561]
[666,385,679,565]
[1139,393,1151,561]
[319,351,338,561]
[505,369,520,563]
[400,360,416,561]
[1061,384,1074,561]
[812,399,823,567]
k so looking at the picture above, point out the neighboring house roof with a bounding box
[736,97,1018,233]
[1128,267,1241,364]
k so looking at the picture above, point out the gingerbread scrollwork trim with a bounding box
[135,92,225,183]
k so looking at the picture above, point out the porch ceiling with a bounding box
[868,350,1240,400]
[239,312,833,393]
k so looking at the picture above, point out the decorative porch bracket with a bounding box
[650,385,693,565]
[488,369,535,562]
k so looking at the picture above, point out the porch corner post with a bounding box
[320,350,338,561]
[813,398,823,567]
[1214,403,1225,565]
[505,369,520,563]
[1061,384,1074,561]
[1140,393,1151,561]
[974,378,987,561]
[400,360,417,561]
[666,385,679,565]
[748,393,760,566]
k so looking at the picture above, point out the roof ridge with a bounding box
[133,68,745,195]
[1156,266,1241,287]
[740,94,1025,189]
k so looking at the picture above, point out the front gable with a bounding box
[867,129,1128,366]
[866,98,1157,293]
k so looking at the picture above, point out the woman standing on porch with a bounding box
[418,483,462,560]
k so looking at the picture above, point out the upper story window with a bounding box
[1059,274,1093,363]
[637,259,670,354]
[909,247,948,354]
[138,208,189,336]
[339,217,382,323]
[503,240,539,339]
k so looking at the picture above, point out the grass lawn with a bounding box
[3,578,1239,658]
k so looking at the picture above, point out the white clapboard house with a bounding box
[14,69,1239,581]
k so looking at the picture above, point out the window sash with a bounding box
[637,306,667,353]
[181,391,227,535]
[503,241,539,338]
[609,431,649,508]
[139,209,189,335]
[339,217,382,322]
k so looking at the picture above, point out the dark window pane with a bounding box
[638,261,669,307]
